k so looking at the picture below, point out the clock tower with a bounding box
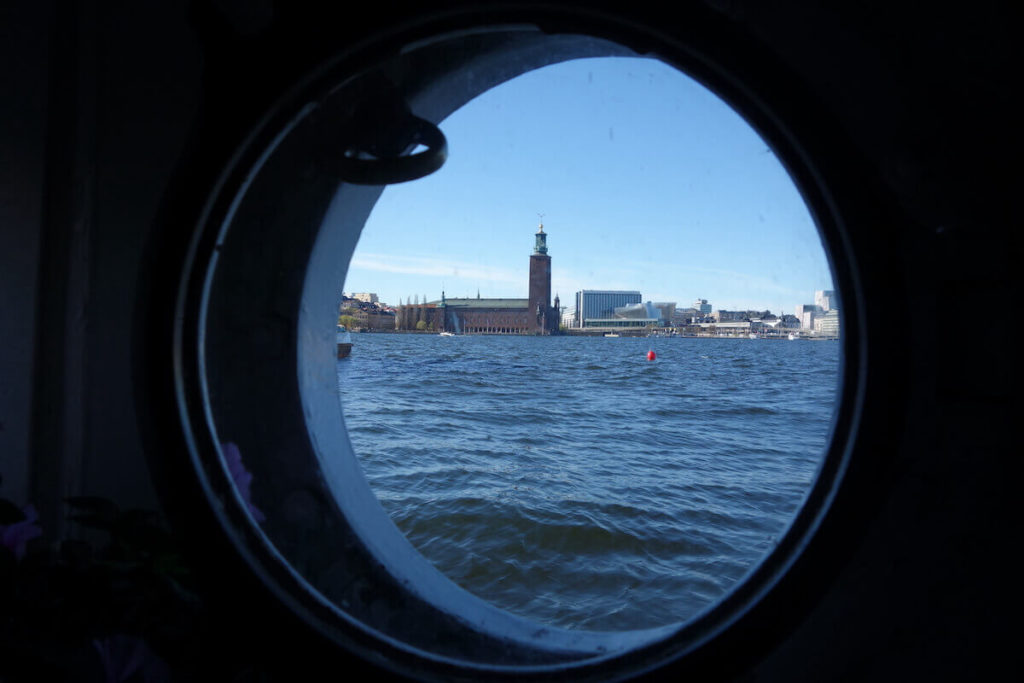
[528,223,554,334]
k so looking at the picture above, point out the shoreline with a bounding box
[350,329,838,340]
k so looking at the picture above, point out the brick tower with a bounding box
[528,223,553,334]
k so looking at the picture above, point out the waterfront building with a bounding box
[693,320,757,336]
[575,290,642,327]
[613,302,659,320]
[652,302,677,324]
[610,301,676,327]
[582,318,654,329]
[795,303,823,330]
[353,308,395,330]
[693,298,712,315]
[560,308,576,329]
[794,293,839,334]
[816,309,840,337]
[339,294,394,331]
[779,313,801,328]
[713,310,743,323]
[593,301,657,329]
[527,224,555,334]
[672,307,699,326]
[799,309,816,330]
[438,296,530,334]
[400,224,559,334]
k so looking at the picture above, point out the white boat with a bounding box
[439,331,455,337]
[788,332,799,340]
[336,324,353,358]
[604,333,620,338]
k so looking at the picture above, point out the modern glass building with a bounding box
[816,309,840,337]
[574,290,641,327]
[815,290,837,311]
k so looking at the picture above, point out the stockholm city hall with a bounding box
[402,224,561,335]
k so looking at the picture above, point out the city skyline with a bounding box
[343,56,834,314]
[344,287,832,318]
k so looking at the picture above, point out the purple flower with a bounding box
[0,504,42,560]
[221,442,266,522]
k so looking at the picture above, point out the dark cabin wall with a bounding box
[85,0,201,512]
[0,1,50,508]
[1,0,202,533]
[725,5,1014,679]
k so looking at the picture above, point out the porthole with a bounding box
[167,10,862,682]
[340,56,839,634]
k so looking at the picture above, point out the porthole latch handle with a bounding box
[325,80,447,185]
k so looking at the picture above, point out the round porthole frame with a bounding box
[139,4,897,681]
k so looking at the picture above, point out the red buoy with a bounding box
[647,350,656,361]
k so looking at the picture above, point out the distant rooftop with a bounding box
[430,297,529,309]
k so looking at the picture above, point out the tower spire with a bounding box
[534,217,548,254]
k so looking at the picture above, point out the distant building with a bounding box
[399,224,559,334]
[709,320,757,335]
[817,309,840,336]
[713,309,772,323]
[613,302,657,319]
[527,224,556,334]
[693,298,712,315]
[815,290,837,311]
[652,302,676,325]
[672,307,699,326]
[350,292,379,304]
[353,308,395,330]
[339,294,394,331]
[713,310,742,323]
[561,308,576,329]
[436,297,530,334]
[795,303,823,330]
[795,293,840,334]
[779,313,801,328]
[609,302,660,328]
[575,290,641,327]
[609,301,676,327]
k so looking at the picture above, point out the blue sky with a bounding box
[344,56,833,314]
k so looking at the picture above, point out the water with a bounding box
[336,334,839,631]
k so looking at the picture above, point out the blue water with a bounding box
[337,334,839,631]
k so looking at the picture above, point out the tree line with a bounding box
[395,295,438,331]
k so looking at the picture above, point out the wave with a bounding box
[336,334,838,630]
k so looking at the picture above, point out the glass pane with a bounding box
[338,56,839,631]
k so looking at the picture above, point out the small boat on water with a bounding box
[336,324,353,358]
[788,332,799,340]
[604,333,620,338]
[439,331,455,337]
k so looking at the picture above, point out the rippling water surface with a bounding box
[337,333,839,631]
